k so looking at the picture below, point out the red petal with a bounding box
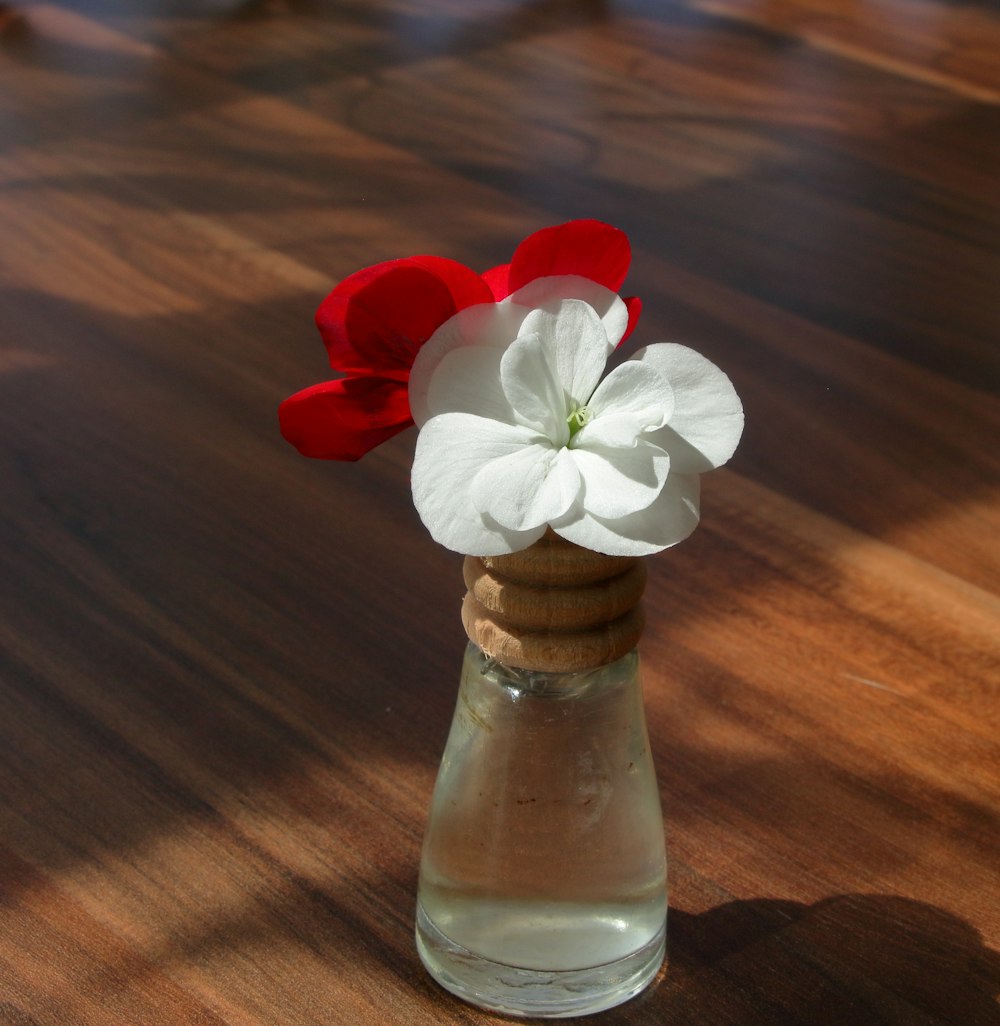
[407,255,495,310]
[620,296,642,345]
[481,263,512,300]
[507,220,632,293]
[279,377,413,461]
[316,257,493,377]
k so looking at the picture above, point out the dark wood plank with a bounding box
[687,0,1000,100]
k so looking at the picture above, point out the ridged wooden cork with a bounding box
[461,530,646,672]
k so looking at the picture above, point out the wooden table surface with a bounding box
[1,1,998,1023]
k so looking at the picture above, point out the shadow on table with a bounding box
[619,893,1000,1026]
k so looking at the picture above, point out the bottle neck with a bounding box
[461,532,646,674]
[467,641,640,699]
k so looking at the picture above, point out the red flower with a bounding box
[279,219,641,461]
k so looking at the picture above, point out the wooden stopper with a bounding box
[461,531,646,673]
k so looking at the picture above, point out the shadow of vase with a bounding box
[624,893,1000,1026]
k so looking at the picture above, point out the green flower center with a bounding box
[566,404,592,438]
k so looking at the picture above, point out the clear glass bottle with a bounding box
[415,641,667,1018]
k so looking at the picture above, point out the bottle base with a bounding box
[415,901,665,1018]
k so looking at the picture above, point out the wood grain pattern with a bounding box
[0,1,997,1023]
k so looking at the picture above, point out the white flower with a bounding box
[408,284,743,557]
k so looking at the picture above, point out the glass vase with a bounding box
[415,641,667,1018]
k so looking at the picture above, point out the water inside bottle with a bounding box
[415,645,667,1015]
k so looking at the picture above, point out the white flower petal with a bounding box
[409,302,532,426]
[586,360,674,428]
[570,440,669,519]
[508,275,629,349]
[426,344,517,425]
[552,473,701,556]
[519,300,608,409]
[573,360,674,448]
[500,332,569,442]
[572,412,649,449]
[472,445,582,532]
[634,343,744,473]
[412,413,547,554]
